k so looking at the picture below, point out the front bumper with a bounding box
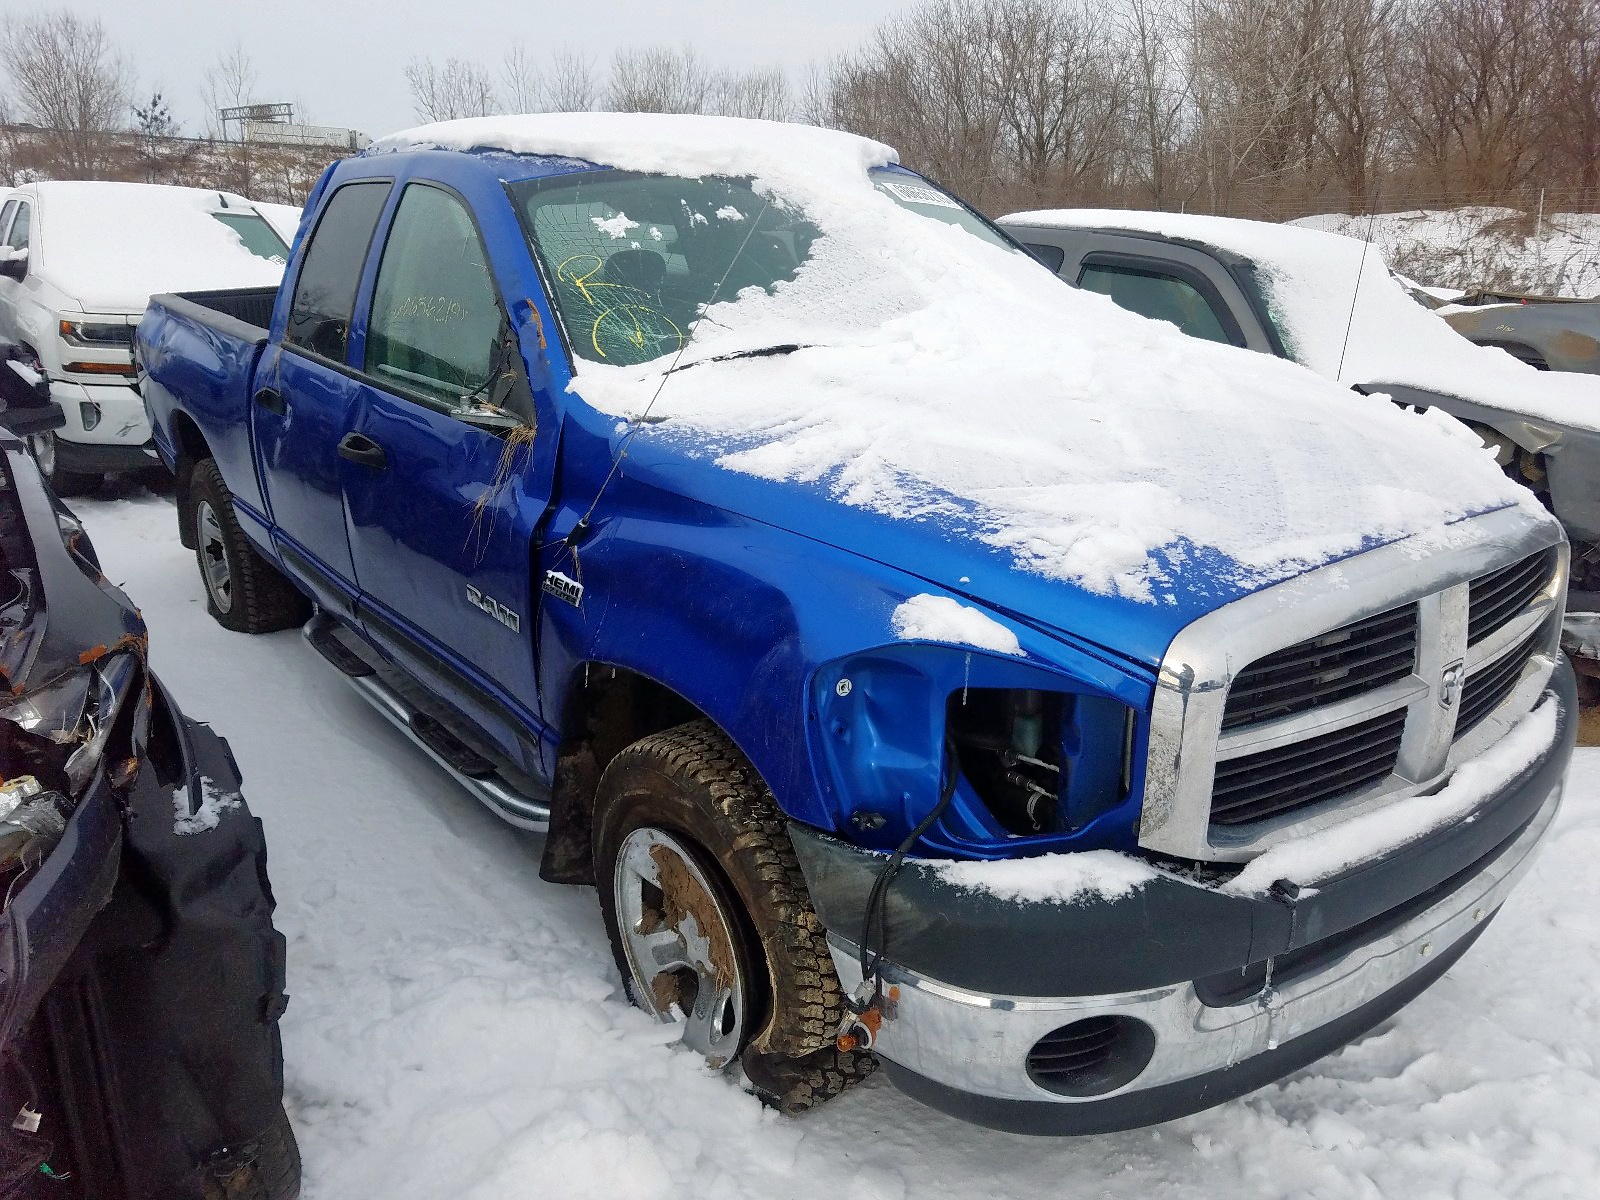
[793,665,1575,1134]
[49,380,154,449]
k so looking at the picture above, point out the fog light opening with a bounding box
[79,400,102,431]
[1025,1015,1156,1097]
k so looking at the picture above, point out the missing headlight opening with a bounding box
[948,689,1066,834]
[948,688,1133,836]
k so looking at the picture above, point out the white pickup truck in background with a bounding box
[0,181,290,493]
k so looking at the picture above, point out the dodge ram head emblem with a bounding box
[1439,660,1465,709]
[466,584,520,631]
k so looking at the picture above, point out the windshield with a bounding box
[211,212,290,263]
[509,168,1014,368]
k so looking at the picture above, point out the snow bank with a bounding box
[931,849,1156,904]
[1297,206,1600,299]
[891,595,1022,655]
[1224,698,1560,895]
[381,116,1537,602]
[1007,208,1600,434]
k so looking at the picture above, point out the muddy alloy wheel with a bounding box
[613,826,753,1067]
[594,719,877,1114]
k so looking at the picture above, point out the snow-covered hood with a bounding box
[1007,209,1600,435]
[25,181,286,314]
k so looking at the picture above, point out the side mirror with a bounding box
[0,251,26,282]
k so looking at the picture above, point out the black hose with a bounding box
[855,743,958,1003]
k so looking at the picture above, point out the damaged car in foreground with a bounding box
[0,431,296,1198]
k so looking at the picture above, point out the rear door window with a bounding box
[1078,263,1236,345]
[285,181,391,362]
[364,184,505,411]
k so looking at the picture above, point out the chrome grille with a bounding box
[1211,709,1406,825]
[1468,548,1556,646]
[1140,508,1564,864]
[1458,631,1543,737]
[1221,605,1417,732]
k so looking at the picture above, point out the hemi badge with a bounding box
[543,570,584,607]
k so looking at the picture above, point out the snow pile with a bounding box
[931,849,1155,904]
[172,775,243,835]
[382,116,1539,603]
[1225,698,1559,894]
[25,181,287,312]
[1007,208,1600,434]
[76,491,1600,1200]
[1296,207,1600,299]
[891,595,1022,656]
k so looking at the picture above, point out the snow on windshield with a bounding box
[378,115,1537,603]
[30,182,287,311]
[1009,208,1600,433]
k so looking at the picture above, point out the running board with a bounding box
[301,619,551,833]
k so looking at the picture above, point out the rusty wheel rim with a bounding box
[614,826,748,1067]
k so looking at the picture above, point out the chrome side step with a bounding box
[301,619,551,832]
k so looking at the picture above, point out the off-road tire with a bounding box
[593,719,876,1115]
[190,458,310,634]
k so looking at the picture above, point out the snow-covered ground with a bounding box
[1294,208,1600,299]
[77,489,1600,1199]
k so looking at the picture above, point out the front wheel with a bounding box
[189,458,310,633]
[24,430,97,496]
[593,720,875,1114]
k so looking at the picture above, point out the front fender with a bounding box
[533,492,1152,837]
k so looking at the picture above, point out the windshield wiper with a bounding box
[667,344,810,374]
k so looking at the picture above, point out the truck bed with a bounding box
[149,286,278,342]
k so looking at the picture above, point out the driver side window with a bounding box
[365,184,504,411]
[5,202,31,250]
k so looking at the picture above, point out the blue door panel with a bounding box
[250,344,359,600]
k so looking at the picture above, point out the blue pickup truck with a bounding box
[136,113,1576,1134]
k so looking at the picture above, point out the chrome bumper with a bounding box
[830,776,1561,1107]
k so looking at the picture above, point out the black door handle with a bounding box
[337,431,388,470]
[253,386,286,415]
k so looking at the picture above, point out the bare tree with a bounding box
[0,10,132,176]
[607,45,715,113]
[501,45,540,112]
[544,48,600,112]
[715,66,793,120]
[202,39,259,137]
[1120,0,1193,208]
[405,56,499,122]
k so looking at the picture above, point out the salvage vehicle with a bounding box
[0,182,289,495]
[0,431,297,1197]
[137,114,1575,1134]
[1439,295,1600,375]
[1000,209,1600,671]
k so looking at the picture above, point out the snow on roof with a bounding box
[25,180,286,313]
[383,122,1535,602]
[370,112,898,192]
[1005,208,1600,432]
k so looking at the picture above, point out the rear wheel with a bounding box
[189,458,310,634]
[593,720,875,1114]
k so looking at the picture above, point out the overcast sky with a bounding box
[55,0,912,138]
